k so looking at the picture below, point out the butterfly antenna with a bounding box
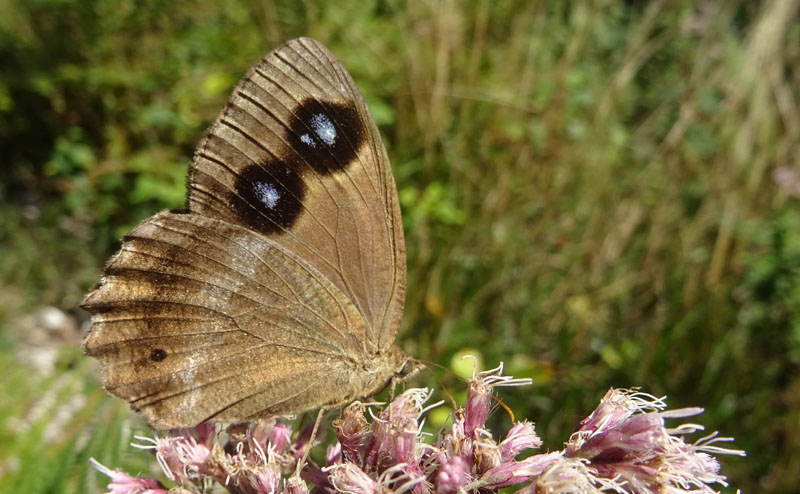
[416,358,457,410]
[296,407,325,476]
[418,358,447,373]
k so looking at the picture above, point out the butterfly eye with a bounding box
[397,359,421,378]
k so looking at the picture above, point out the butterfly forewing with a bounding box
[82,38,408,428]
[187,38,405,351]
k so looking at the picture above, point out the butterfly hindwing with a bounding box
[82,211,379,428]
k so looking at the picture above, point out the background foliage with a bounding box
[1,1,798,492]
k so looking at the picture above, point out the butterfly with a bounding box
[82,38,413,430]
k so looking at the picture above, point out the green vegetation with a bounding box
[1,1,798,492]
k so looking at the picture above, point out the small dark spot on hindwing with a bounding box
[232,161,305,236]
[150,348,167,362]
[288,98,365,175]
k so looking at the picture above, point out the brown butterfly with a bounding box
[82,38,413,430]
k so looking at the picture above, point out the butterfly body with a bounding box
[82,38,409,430]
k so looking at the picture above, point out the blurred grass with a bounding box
[1,0,799,492]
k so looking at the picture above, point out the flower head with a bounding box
[499,421,542,462]
[89,457,166,494]
[131,423,215,483]
[362,389,432,493]
[434,455,469,494]
[89,365,741,494]
[334,401,371,464]
[565,388,745,493]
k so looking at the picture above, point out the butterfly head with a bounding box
[394,351,424,381]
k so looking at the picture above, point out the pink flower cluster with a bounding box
[90,364,743,494]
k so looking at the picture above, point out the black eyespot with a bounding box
[288,98,365,175]
[219,98,367,237]
[150,348,167,362]
[232,161,306,236]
